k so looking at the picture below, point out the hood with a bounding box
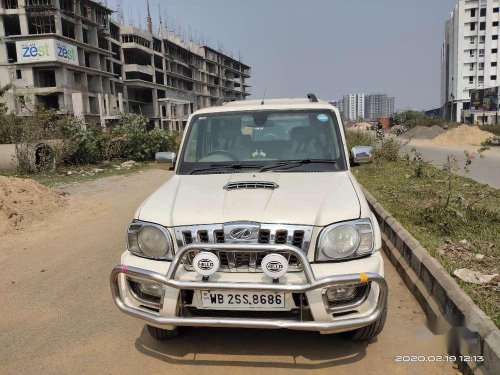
[137,172,361,227]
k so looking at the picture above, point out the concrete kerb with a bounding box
[362,189,499,375]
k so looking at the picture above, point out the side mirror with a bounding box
[351,146,374,165]
[155,152,176,170]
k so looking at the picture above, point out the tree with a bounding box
[0,83,12,115]
[392,110,429,129]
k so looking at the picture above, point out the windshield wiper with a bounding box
[190,164,262,175]
[259,159,336,172]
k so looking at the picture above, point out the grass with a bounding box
[353,159,500,327]
[4,160,154,187]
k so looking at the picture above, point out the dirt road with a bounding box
[402,142,500,188]
[0,170,457,374]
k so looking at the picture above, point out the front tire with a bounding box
[147,325,179,340]
[345,302,387,341]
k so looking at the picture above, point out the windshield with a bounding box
[178,110,347,174]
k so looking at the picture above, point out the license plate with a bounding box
[200,290,286,310]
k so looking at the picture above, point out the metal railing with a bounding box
[110,243,387,331]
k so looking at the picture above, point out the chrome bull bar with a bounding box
[110,244,388,331]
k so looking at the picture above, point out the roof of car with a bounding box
[193,98,336,115]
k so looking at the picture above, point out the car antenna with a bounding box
[261,88,267,105]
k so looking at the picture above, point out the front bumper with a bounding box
[110,243,387,332]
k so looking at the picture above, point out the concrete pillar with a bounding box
[152,87,159,128]
[118,93,124,114]
[97,93,105,127]
[53,0,63,35]
[105,93,110,115]
[72,92,86,128]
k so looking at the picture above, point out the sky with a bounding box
[115,0,459,111]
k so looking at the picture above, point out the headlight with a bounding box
[316,219,374,261]
[127,221,173,260]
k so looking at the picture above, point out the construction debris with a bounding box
[427,125,494,146]
[439,239,486,262]
[120,160,136,169]
[0,176,66,234]
[453,268,500,286]
[399,125,445,140]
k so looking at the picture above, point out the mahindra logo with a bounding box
[197,259,214,270]
[229,228,253,240]
[266,261,283,272]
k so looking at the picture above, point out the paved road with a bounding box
[0,170,457,374]
[402,142,500,188]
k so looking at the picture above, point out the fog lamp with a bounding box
[138,282,164,298]
[324,286,359,302]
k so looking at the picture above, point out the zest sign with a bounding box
[22,42,50,58]
[16,39,79,66]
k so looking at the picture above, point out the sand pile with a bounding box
[0,176,67,234]
[400,125,445,140]
[428,125,494,146]
[354,122,372,130]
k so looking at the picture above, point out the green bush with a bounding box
[345,130,375,151]
[374,138,401,162]
[110,114,178,161]
[1,107,181,173]
[392,110,445,129]
[66,124,110,165]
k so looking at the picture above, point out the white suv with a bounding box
[110,95,387,341]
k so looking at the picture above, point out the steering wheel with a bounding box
[263,133,279,141]
[203,150,238,161]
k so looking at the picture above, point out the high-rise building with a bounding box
[328,98,344,118]
[343,93,365,121]
[0,0,251,130]
[441,0,500,122]
[365,94,395,119]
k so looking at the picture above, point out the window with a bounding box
[492,75,497,81]
[479,49,485,56]
[494,35,499,40]
[492,62,498,67]
[6,42,17,63]
[471,22,476,31]
[479,76,484,84]
[494,21,499,27]
[480,35,486,44]
[470,50,475,57]
[494,7,499,13]
[16,69,22,79]
[470,63,475,70]
[480,8,486,17]
[471,8,477,17]
[179,110,347,174]
[493,48,498,53]
[470,36,475,44]
[480,22,486,30]
[479,62,484,70]
[469,76,474,84]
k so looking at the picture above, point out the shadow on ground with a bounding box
[135,325,371,369]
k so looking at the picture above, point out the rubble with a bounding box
[439,239,485,261]
[453,268,500,285]
[120,161,136,169]
[399,125,445,140]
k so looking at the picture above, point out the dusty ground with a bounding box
[0,170,457,374]
[402,142,500,188]
[0,176,66,234]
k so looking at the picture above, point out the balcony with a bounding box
[124,64,153,76]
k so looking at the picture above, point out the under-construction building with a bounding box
[0,0,251,130]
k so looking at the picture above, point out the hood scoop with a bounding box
[224,181,279,191]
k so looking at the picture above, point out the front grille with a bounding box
[175,223,313,273]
